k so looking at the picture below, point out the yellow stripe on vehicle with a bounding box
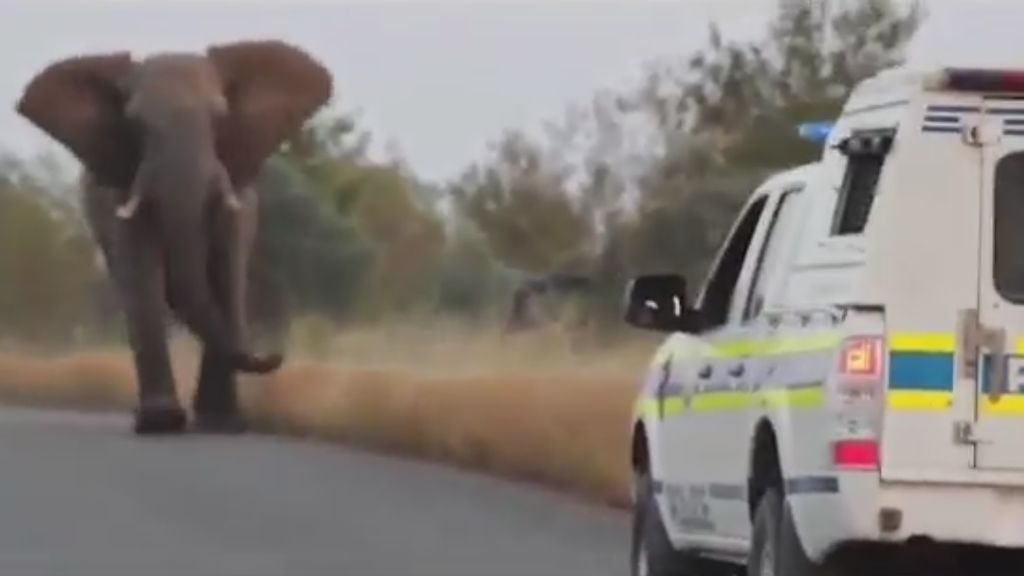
[657,331,962,367]
[704,340,759,360]
[887,390,953,410]
[644,385,951,417]
[889,332,956,353]
[769,334,844,355]
[980,394,1024,414]
[698,332,843,360]
[690,391,752,412]
[633,396,688,420]
[759,387,825,409]
[661,397,686,417]
[636,385,827,420]
[778,387,826,408]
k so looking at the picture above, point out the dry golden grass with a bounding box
[0,321,656,508]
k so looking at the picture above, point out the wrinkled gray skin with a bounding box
[16,40,332,434]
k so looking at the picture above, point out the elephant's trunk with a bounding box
[139,145,280,375]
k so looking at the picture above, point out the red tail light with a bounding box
[835,335,885,401]
[839,336,883,378]
[831,335,885,471]
[833,439,880,470]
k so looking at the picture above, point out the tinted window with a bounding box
[699,196,767,329]
[744,188,801,321]
[994,151,1024,302]
[831,154,884,235]
[830,130,893,236]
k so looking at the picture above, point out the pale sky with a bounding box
[1,0,1023,183]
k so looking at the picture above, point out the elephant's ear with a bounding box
[15,53,139,189]
[208,40,332,188]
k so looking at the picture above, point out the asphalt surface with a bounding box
[0,406,628,576]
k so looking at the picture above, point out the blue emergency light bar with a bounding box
[798,121,834,144]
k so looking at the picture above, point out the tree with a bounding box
[455,0,925,330]
[249,155,374,341]
[348,163,447,316]
[450,130,595,275]
[617,0,923,281]
[434,223,513,319]
[269,110,451,321]
[0,158,100,345]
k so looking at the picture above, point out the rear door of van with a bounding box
[973,95,1024,472]
[867,91,986,481]
[851,71,1024,482]
[893,74,1024,477]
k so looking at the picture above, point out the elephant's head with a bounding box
[16,39,331,193]
[16,40,332,375]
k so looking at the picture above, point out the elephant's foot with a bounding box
[192,410,248,434]
[233,351,284,375]
[133,404,188,435]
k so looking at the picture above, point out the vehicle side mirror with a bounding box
[623,274,702,334]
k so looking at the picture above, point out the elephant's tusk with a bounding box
[115,194,142,219]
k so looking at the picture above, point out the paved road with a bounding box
[0,406,628,576]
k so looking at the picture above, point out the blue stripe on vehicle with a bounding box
[922,125,962,134]
[889,352,955,391]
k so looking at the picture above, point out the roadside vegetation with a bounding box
[0,0,922,506]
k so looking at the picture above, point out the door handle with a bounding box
[728,363,745,378]
[698,365,713,379]
[958,308,1008,401]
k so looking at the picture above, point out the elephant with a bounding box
[15,40,333,435]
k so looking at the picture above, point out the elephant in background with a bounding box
[16,40,333,435]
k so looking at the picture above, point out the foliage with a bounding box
[444,0,922,334]
[434,223,515,319]
[0,158,101,345]
[450,130,595,274]
[249,155,374,341]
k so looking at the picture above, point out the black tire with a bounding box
[748,488,826,576]
[631,473,737,576]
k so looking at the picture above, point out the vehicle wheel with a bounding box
[632,473,737,576]
[748,488,826,576]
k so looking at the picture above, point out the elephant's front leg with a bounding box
[84,176,185,435]
[112,213,187,434]
[192,184,260,433]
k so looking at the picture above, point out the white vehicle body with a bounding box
[628,65,1024,573]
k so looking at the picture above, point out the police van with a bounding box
[624,66,1024,576]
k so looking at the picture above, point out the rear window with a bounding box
[830,129,894,236]
[831,155,883,235]
[994,151,1024,302]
